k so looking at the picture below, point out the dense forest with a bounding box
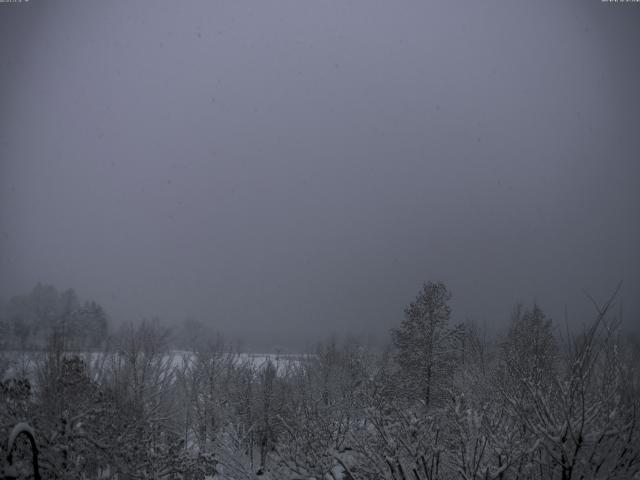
[1,282,638,479]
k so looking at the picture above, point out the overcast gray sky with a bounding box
[1,0,639,349]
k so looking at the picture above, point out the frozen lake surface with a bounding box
[0,350,307,381]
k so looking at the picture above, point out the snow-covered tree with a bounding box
[392,282,461,408]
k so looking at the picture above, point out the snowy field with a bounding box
[0,350,307,381]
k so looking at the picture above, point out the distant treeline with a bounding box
[0,283,109,350]
[0,284,224,352]
[0,281,638,479]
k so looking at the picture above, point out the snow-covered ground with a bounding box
[0,350,307,381]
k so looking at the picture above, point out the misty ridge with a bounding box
[1,280,639,479]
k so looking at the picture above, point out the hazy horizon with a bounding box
[1,1,639,350]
